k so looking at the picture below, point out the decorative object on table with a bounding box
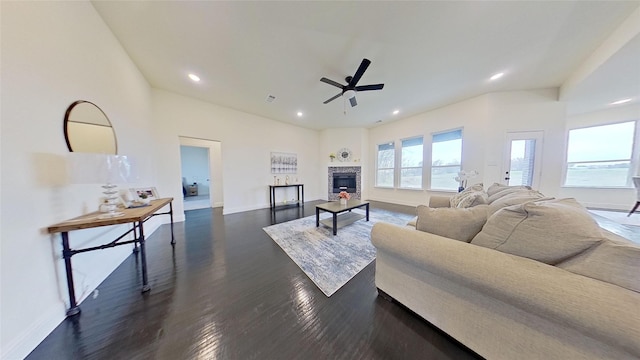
[329,153,336,162]
[337,148,352,162]
[130,187,159,203]
[455,170,479,192]
[271,152,297,174]
[263,208,413,296]
[67,153,136,219]
[137,192,151,204]
[338,190,351,205]
[285,175,290,185]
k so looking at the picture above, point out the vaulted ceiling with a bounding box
[92,1,640,130]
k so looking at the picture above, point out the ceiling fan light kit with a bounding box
[320,58,384,108]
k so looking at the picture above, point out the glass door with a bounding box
[503,131,544,188]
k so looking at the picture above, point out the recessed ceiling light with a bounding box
[490,72,504,81]
[610,98,632,105]
[392,109,400,115]
[297,111,303,117]
[188,73,200,82]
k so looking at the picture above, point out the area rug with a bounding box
[263,208,414,297]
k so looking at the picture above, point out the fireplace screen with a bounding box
[332,173,356,193]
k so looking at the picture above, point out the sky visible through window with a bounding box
[568,121,634,162]
[565,121,635,187]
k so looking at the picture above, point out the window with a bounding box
[431,129,462,190]
[400,137,423,188]
[376,142,395,187]
[565,121,636,187]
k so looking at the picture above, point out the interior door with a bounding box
[502,131,544,188]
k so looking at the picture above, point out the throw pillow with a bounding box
[487,187,535,203]
[488,190,550,214]
[416,204,489,242]
[471,198,603,264]
[449,183,485,207]
[486,183,531,197]
[455,191,489,208]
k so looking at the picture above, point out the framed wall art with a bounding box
[129,187,159,200]
[271,152,297,174]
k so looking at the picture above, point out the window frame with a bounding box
[563,120,638,189]
[399,136,424,190]
[375,141,396,188]
[429,128,463,191]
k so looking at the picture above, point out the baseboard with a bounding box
[581,202,629,211]
[222,199,323,215]
[366,196,419,208]
[2,305,64,360]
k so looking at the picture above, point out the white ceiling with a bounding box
[92,1,640,130]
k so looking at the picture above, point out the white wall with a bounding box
[367,89,568,207]
[151,89,322,215]
[560,103,640,209]
[0,2,161,358]
[368,94,490,206]
[485,89,567,197]
[320,128,368,200]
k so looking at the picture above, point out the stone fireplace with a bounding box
[328,166,361,200]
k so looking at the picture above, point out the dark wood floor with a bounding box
[27,200,482,360]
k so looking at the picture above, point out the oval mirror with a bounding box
[64,100,117,154]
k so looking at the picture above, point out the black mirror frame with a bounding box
[63,100,118,154]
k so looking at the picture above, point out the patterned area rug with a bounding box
[263,208,414,297]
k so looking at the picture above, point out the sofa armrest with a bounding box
[428,195,451,208]
[371,222,640,356]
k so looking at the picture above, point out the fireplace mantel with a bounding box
[327,161,361,167]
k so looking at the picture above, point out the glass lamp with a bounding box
[67,153,135,219]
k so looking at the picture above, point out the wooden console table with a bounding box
[47,197,174,316]
[269,184,304,209]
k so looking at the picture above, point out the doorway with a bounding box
[502,131,544,188]
[179,137,223,211]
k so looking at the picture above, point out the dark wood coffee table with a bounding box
[315,199,370,235]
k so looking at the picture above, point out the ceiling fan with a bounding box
[320,58,384,107]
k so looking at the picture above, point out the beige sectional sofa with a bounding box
[371,184,640,360]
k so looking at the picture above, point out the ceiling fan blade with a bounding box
[320,77,344,89]
[355,84,384,92]
[349,58,371,87]
[349,96,358,107]
[323,93,342,104]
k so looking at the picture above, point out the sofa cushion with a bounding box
[487,187,535,203]
[449,184,486,208]
[486,182,531,197]
[416,204,489,242]
[471,198,603,264]
[557,230,640,293]
[488,190,551,214]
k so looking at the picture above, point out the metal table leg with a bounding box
[61,232,80,316]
